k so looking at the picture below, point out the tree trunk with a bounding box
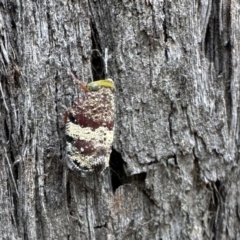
[0,0,240,239]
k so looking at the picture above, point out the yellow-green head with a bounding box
[87,79,115,91]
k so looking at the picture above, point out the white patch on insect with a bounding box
[66,123,114,146]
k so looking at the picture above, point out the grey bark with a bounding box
[0,0,240,239]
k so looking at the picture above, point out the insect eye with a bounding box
[91,83,100,91]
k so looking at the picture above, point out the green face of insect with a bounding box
[88,82,100,91]
[87,79,115,91]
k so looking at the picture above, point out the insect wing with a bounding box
[65,88,114,172]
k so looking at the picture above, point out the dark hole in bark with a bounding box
[128,172,146,186]
[66,181,72,213]
[206,179,223,239]
[90,20,105,80]
[109,149,126,192]
[91,54,105,80]
[109,149,147,192]
[4,119,9,141]
[94,223,107,229]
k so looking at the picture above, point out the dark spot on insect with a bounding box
[68,112,76,123]
[73,159,80,167]
[107,122,114,129]
[72,159,90,171]
[74,139,96,155]
[66,135,74,143]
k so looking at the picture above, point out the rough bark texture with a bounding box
[0,0,240,239]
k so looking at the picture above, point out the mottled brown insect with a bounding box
[65,76,115,173]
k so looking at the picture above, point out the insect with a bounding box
[65,73,115,173]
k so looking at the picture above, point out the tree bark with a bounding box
[0,0,240,239]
